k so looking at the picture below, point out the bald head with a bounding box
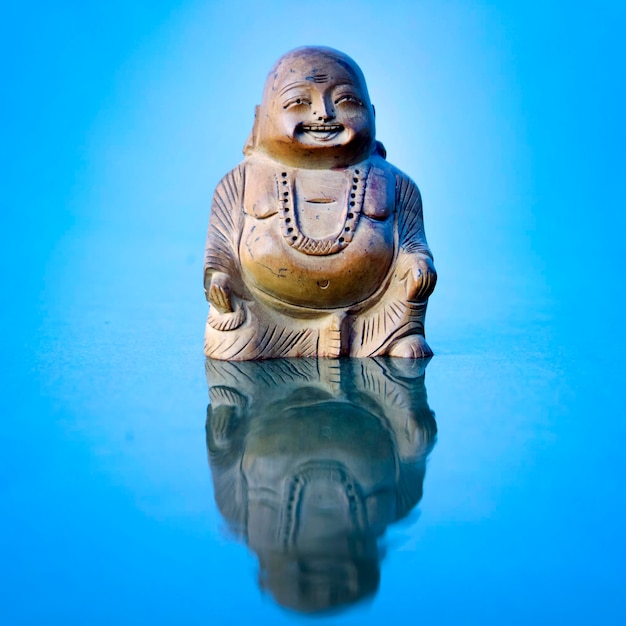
[251,47,376,168]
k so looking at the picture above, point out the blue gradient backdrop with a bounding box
[1,2,625,625]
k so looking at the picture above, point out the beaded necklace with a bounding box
[276,163,370,256]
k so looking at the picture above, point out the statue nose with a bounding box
[314,100,336,122]
[318,112,335,121]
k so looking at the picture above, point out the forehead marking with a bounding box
[306,73,329,83]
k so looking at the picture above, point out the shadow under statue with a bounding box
[205,357,437,614]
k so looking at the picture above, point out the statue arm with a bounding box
[395,175,437,302]
[204,165,246,310]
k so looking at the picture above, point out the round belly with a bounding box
[240,215,394,310]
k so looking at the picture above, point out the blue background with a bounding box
[1,1,625,624]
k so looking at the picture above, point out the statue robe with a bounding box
[204,153,433,360]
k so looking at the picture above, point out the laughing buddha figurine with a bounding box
[204,46,436,360]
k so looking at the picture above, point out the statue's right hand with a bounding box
[208,272,234,314]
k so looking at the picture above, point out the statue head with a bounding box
[246,46,376,168]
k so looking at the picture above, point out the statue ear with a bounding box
[243,105,260,156]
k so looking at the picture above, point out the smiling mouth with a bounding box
[298,123,344,141]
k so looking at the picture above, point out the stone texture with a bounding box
[204,46,436,359]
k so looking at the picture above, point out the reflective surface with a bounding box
[3,298,625,624]
[0,280,626,625]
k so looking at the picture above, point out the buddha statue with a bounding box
[204,46,436,359]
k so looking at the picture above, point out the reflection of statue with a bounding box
[205,357,437,613]
[204,46,436,359]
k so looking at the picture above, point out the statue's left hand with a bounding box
[400,255,437,302]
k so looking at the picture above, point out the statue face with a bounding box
[255,48,376,168]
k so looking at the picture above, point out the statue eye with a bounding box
[283,96,311,109]
[334,94,363,106]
